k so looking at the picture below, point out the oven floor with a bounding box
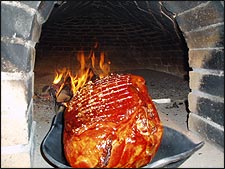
[33,69,224,168]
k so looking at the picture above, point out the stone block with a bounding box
[202,74,224,97]
[31,15,42,43]
[176,1,224,32]
[1,117,36,168]
[189,71,202,91]
[185,24,224,48]
[189,71,224,97]
[20,1,41,9]
[188,113,224,148]
[20,1,55,24]
[1,77,33,146]
[189,49,224,70]
[1,3,37,40]
[1,42,35,73]
[188,92,224,126]
[27,99,34,139]
[36,1,56,24]
[1,151,31,168]
[162,1,204,14]
[1,116,29,146]
[1,73,33,116]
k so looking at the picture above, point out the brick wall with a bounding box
[1,1,55,167]
[163,1,224,148]
[36,1,189,78]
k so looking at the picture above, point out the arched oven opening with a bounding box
[1,1,224,168]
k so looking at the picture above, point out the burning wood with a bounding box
[48,46,111,113]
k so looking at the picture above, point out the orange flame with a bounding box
[99,51,110,79]
[52,48,111,98]
[53,68,68,84]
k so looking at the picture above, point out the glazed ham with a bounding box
[63,73,163,168]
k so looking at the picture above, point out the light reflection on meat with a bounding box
[63,73,163,168]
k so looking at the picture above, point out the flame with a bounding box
[53,68,68,84]
[99,51,110,79]
[52,48,111,98]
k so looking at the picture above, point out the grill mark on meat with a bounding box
[79,92,132,112]
[76,87,129,108]
[73,80,132,104]
[68,75,136,118]
[63,73,163,168]
[94,73,130,86]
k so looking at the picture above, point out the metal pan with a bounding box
[41,111,204,168]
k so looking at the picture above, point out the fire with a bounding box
[52,48,111,100]
[99,52,111,78]
[53,68,68,84]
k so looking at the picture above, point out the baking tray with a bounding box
[41,111,204,168]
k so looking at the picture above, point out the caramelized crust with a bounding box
[63,73,163,168]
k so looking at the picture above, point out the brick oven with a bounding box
[1,1,224,167]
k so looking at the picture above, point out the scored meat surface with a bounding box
[63,73,163,168]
